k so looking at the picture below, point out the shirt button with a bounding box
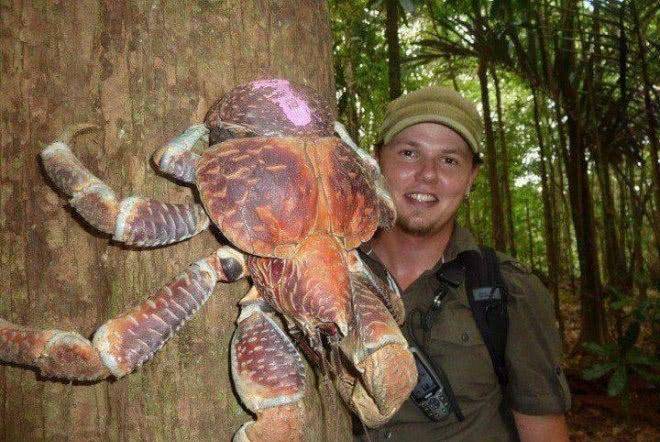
[385,430,392,439]
[461,332,470,342]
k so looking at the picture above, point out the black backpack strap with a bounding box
[460,247,509,386]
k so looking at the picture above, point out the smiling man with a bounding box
[357,86,571,441]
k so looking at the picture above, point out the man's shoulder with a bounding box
[492,250,533,275]
[487,249,552,301]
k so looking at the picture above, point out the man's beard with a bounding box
[396,214,446,237]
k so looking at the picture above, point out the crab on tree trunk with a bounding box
[0,79,415,441]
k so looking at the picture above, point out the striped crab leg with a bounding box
[231,289,308,442]
[41,124,209,247]
[0,246,247,381]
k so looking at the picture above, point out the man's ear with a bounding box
[468,164,480,190]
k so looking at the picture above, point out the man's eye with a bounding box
[443,157,459,166]
[400,149,417,159]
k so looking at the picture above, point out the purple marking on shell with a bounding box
[252,79,312,127]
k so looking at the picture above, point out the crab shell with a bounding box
[196,136,380,258]
[204,79,335,145]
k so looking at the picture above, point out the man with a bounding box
[357,86,571,441]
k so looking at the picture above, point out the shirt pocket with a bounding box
[426,302,499,402]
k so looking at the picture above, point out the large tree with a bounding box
[0,1,348,439]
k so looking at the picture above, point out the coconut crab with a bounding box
[0,79,416,440]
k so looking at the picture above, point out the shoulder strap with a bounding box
[461,247,509,386]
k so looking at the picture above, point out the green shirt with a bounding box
[357,225,571,442]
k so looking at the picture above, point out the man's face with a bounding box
[378,123,479,236]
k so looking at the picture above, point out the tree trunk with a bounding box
[553,102,577,301]
[385,0,402,99]
[531,88,564,346]
[525,199,537,272]
[630,0,660,262]
[491,69,516,257]
[557,0,608,344]
[0,1,348,440]
[477,59,506,251]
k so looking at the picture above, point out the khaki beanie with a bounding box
[377,86,483,155]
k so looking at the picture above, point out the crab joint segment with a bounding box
[113,197,209,247]
[40,124,210,247]
[0,319,110,381]
[152,123,208,184]
[231,301,307,442]
[93,246,246,377]
[0,246,247,381]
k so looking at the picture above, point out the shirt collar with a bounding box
[443,223,481,263]
[359,223,481,280]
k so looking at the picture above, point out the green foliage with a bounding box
[582,298,660,403]
[330,0,659,310]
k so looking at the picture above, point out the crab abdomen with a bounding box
[247,234,351,338]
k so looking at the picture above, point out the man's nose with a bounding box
[418,159,438,183]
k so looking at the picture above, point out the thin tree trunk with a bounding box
[557,0,608,344]
[476,56,506,251]
[627,159,648,300]
[531,88,564,346]
[630,0,660,260]
[473,0,505,251]
[590,0,629,312]
[553,102,577,301]
[385,0,402,99]
[616,172,631,287]
[525,199,537,272]
[0,1,347,440]
[492,69,516,257]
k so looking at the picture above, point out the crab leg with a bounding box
[0,246,247,381]
[151,123,208,184]
[335,251,417,428]
[40,124,210,247]
[334,121,396,228]
[349,251,405,325]
[231,293,308,442]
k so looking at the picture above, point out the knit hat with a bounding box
[377,86,483,155]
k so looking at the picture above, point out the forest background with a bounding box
[329,0,658,440]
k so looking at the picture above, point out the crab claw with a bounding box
[337,270,417,427]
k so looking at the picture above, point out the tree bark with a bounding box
[385,0,402,99]
[557,0,608,344]
[477,59,506,251]
[553,102,577,301]
[491,69,516,257]
[0,1,348,440]
[630,0,660,261]
[472,0,505,251]
[531,88,564,346]
[525,199,537,272]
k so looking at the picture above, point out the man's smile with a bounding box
[404,192,439,204]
